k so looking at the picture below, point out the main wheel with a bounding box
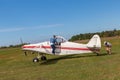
[41,56,47,61]
[33,58,39,62]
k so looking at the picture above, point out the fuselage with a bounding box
[22,41,93,55]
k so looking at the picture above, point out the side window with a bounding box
[55,36,67,44]
[56,38,62,43]
[56,38,65,45]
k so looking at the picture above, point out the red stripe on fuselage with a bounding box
[61,47,90,50]
[22,45,90,51]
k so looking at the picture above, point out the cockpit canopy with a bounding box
[56,36,67,43]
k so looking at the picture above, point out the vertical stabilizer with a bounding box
[87,34,101,49]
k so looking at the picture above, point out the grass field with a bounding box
[0,37,120,80]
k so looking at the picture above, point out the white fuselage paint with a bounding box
[22,35,101,55]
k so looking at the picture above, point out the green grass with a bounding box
[0,37,120,80]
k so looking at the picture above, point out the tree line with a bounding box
[69,29,120,41]
[0,43,28,49]
[1,29,120,48]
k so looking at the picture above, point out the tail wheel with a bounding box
[33,58,39,62]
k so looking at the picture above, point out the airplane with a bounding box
[22,34,101,62]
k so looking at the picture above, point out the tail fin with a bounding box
[87,34,101,49]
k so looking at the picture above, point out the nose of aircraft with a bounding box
[22,45,26,49]
[22,44,30,49]
[21,44,37,49]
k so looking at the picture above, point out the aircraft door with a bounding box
[55,43,61,53]
[55,38,62,53]
[55,36,67,54]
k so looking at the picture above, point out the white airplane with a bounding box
[22,34,101,62]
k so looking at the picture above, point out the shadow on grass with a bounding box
[40,52,117,65]
[99,52,117,56]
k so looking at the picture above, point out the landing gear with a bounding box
[41,55,47,60]
[92,48,100,56]
[33,53,47,62]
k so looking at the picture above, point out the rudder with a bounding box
[87,34,101,49]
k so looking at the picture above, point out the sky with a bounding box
[0,0,120,46]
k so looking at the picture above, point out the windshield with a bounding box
[56,36,67,43]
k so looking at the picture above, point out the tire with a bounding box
[41,56,47,61]
[33,58,39,62]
